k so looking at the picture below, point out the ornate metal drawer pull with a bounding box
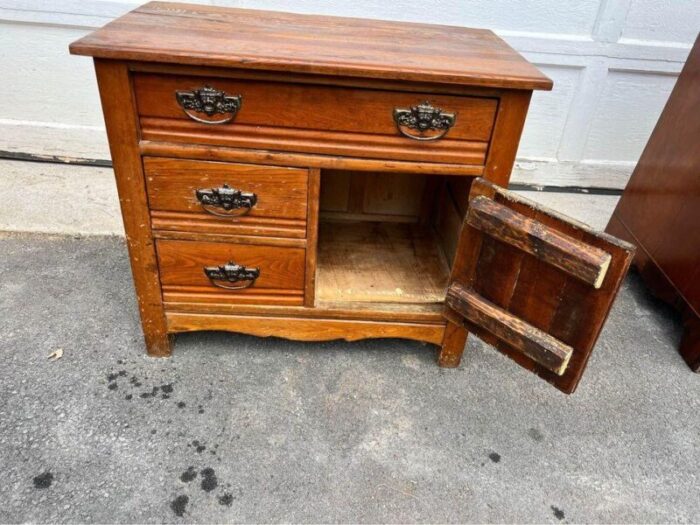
[393,101,456,141]
[204,261,260,290]
[195,184,257,218]
[175,85,242,125]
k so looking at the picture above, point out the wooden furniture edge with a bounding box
[94,58,172,357]
[467,196,612,288]
[304,168,321,307]
[166,312,446,345]
[608,213,700,371]
[69,3,553,91]
[140,141,486,176]
[446,283,573,375]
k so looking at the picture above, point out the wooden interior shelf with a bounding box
[316,221,450,305]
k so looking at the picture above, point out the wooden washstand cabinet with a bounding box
[71,2,634,393]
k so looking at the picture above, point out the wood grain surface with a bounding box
[144,157,308,238]
[94,60,172,356]
[166,312,446,345]
[445,178,634,393]
[466,196,612,288]
[70,2,552,90]
[140,141,486,176]
[446,283,573,375]
[134,72,495,164]
[316,221,450,304]
[156,238,306,305]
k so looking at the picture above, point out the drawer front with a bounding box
[145,157,309,238]
[157,239,306,306]
[134,73,497,165]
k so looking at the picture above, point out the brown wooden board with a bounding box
[156,239,306,306]
[445,178,635,393]
[70,2,552,90]
[70,4,548,360]
[606,36,700,372]
[145,157,309,238]
[93,60,172,357]
[316,221,450,305]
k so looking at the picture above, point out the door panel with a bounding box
[445,178,635,394]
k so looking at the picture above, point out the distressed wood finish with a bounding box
[70,2,552,90]
[443,178,635,393]
[466,196,612,288]
[316,222,450,304]
[446,283,573,375]
[94,59,172,357]
[70,3,566,372]
[145,157,309,238]
[606,36,700,372]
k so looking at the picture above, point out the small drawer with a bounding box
[145,157,309,238]
[157,239,306,306]
[134,72,497,165]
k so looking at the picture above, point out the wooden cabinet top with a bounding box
[70,1,552,90]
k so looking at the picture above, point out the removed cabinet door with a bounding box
[441,178,635,394]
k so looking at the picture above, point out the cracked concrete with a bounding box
[0,232,698,523]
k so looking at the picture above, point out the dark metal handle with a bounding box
[195,184,257,218]
[204,261,260,290]
[393,101,456,141]
[175,85,242,125]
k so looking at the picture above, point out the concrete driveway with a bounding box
[1,232,698,523]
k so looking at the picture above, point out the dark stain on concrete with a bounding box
[528,428,545,442]
[107,372,119,382]
[161,384,174,394]
[551,505,565,520]
[177,401,186,409]
[170,495,189,517]
[107,383,118,390]
[190,440,206,453]
[180,467,197,483]
[218,493,233,506]
[33,471,53,489]
[140,386,160,399]
[125,394,133,400]
[488,452,501,463]
[200,468,218,492]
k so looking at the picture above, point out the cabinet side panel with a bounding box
[483,90,532,186]
[94,59,171,356]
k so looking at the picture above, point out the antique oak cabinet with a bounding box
[71,2,633,393]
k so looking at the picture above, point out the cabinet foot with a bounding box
[680,315,700,372]
[438,321,468,367]
[145,332,173,358]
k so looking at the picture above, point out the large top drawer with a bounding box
[133,73,498,165]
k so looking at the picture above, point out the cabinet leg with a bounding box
[680,315,700,372]
[438,321,469,367]
[144,329,173,358]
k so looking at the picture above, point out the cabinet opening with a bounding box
[314,170,471,310]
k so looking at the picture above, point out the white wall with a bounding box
[0,0,697,189]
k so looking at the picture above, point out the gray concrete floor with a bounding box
[1,232,698,524]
